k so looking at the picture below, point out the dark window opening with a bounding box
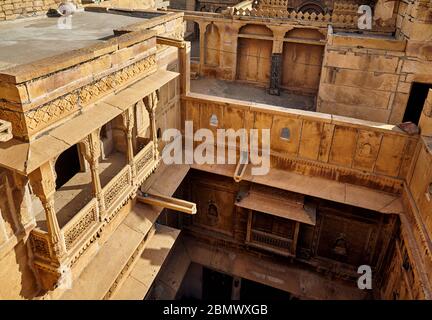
[403,82,432,125]
[55,145,81,189]
[240,278,293,301]
[202,267,233,300]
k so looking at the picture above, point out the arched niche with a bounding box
[236,24,273,85]
[284,28,325,41]
[297,1,325,14]
[281,28,325,95]
[204,23,220,67]
[239,24,273,37]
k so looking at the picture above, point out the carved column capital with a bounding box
[79,129,101,165]
[143,91,159,113]
[29,161,56,202]
[122,107,135,135]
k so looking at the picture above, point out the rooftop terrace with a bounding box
[0,10,155,70]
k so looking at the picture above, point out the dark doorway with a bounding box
[55,145,81,189]
[202,267,233,300]
[240,278,292,301]
[403,82,432,125]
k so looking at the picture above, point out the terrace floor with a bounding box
[0,11,147,70]
[34,152,126,230]
[191,77,316,111]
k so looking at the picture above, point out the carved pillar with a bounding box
[269,53,282,95]
[268,26,289,96]
[120,107,136,181]
[29,161,66,258]
[198,21,210,73]
[79,130,104,218]
[179,41,191,95]
[144,91,159,159]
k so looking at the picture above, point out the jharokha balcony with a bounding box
[30,134,159,272]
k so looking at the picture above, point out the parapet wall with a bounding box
[183,92,418,194]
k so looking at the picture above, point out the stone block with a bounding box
[325,50,400,73]
[319,83,391,109]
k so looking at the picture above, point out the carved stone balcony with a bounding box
[29,141,159,287]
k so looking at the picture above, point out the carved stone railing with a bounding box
[232,0,254,10]
[62,198,99,252]
[230,8,362,27]
[257,0,288,10]
[249,229,294,256]
[333,2,359,14]
[103,165,133,215]
[134,141,156,184]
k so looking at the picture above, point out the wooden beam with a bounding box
[137,193,197,215]
[156,36,186,48]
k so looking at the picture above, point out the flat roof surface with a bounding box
[0,11,146,70]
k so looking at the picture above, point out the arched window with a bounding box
[55,145,81,189]
[209,114,218,127]
[280,127,290,140]
[208,202,218,217]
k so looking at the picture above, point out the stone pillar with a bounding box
[268,27,290,96]
[79,130,104,219]
[29,161,66,258]
[144,91,159,159]
[198,21,210,72]
[269,53,282,95]
[179,41,191,95]
[230,23,242,81]
[121,107,135,167]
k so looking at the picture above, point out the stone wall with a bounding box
[396,0,432,41]
[0,169,38,299]
[317,25,432,124]
[317,33,408,123]
[183,92,418,194]
[0,0,82,21]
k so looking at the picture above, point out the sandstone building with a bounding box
[0,0,431,300]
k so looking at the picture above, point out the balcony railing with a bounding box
[135,141,156,184]
[29,141,159,265]
[249,229,294,257]
[103,165,133,215]
[62,198,99,252]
